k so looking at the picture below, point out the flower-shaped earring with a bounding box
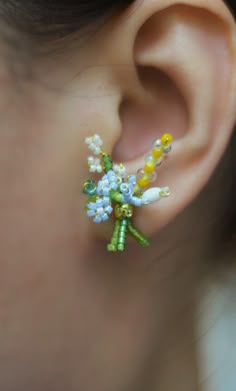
[83,133,173,252]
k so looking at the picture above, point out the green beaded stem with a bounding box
[107,218,129,252]
[107,220,121,252]
[117,219,128,252]
[107,217,149,252]
[101,153,113,173]
[127,221,150,247]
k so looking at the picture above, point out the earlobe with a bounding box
[108,0,236,236]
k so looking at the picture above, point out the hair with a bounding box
[0,0,235,259]
[0,1,135,42]
[0,1,136,78]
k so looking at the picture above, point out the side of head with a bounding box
[0,1,235,390]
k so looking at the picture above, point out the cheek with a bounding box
[0,89,90,384]
[0,92,86,262]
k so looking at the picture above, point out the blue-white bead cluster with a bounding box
[87,197,113,224]
[96,170,119,196]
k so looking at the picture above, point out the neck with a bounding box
[147,305,200,391]
[85,235,205,391]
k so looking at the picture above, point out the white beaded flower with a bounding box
[85,134,103,155]
[88,156,103,173]
[113,163,126,178]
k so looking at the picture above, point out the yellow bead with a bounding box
[152,148,163,159]
[138,177,150,188]
[161,133,173,146]
[144,160,156,173]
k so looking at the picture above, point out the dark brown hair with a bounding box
[0,0,135,40]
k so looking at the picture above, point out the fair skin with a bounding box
[0,0,235,390]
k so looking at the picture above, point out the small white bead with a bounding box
[155,157,163,166]
[159,187,170,197]
[113,163,126,178]
[94,147,101,155]
[94,134,102,145]
[85,137,92,145]
[163,145,172,154]
[148,171,157,183]
[152,139,162,149]
[137,169,145,179]
[145,154,154,163]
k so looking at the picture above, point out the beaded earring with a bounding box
[83,133,173,252]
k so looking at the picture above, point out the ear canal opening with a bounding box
[112,66,189,162]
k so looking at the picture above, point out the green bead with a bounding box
[102,153,113,173]
[110,191,123,203]
[127,222,150,247]
[118,244,125,251]
[83,180,96,196]
[107,244,116,252]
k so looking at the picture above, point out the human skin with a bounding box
[0,0,235,390]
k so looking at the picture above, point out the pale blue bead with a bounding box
[132,197,142,207]
[87,210,96,217]
[128,175,136,186]
[94,215,102,224]
[103,197,110,207]
[96,199,103,208]
[110,183,118,190]
[126,195,133,203]
[102,214,109,221]
[88,202,96,210]
[120,183,129,194]
[106,206,113,214]
[107,170,114,177]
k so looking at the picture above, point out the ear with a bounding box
[99,0,236,236]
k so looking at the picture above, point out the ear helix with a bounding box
[83,133,173,252]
